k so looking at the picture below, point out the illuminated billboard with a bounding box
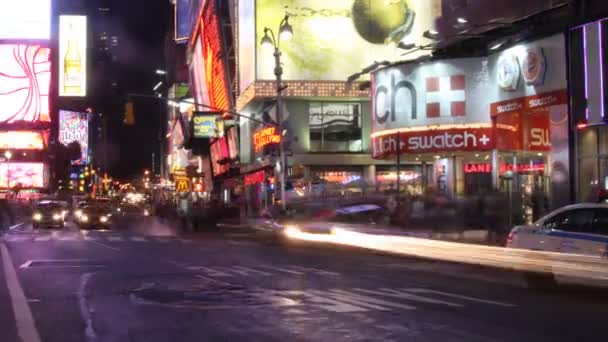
[59,16,87,97]
[0,132,46,150]
[0,162,45,188]
[193,0,231,111]
[0,0,51,40]
[192,112,218,138]
[253,0,438,81]
[0,45,50,123]
[58,110,89,165]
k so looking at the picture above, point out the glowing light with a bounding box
[33,213,42,221]
[370,123,493,138]
[59,110,89,165]
[583,25,589,119]
[600,21,605,117]
[0,132,45,150]
[253,126,282,152]
[0,162,44,188]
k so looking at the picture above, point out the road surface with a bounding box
[1,220,607,342]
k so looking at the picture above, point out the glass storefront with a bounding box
[375,165,430,194]
[576,125,608,202]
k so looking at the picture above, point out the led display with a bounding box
[0,0,51,40]
[0,45,51,123]
[0,162,45,188]
[58,110,89,165]
[0,131,45,150]
[59,16,87,97]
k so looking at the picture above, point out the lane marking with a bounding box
[327,289,417,311]
[178,238,193,243]
[196,266,232,277]
[19,260,33,269]
[1,243,42,342]
[78,273,97,342]
[57,234,80,241]
[4,235,31,242]
[130,237,148,242]
[88,240,120,251]
[231,266,272,277]
[356,288,462,307]
[258,265,305,275]
[403,288,516,307]
[33,235,51,242]
[291,266,340,276]
[106,236,124,242]
[300,290,370,313]
[8,223,24,230]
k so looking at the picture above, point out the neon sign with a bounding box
[0,132,45,150]
[244,170,265,186]
[253,127,282,152]
[464,163,546,174]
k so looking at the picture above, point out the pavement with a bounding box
[1,218,607,341]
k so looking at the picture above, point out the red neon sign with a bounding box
[0,45,51,123]
[464,163,546,174]
[253,127,282,152]
[244,170,265,186]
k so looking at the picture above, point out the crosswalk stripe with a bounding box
[56,235,79,241]
[326,289,417,311]
[33,236,51,242]
[231,266,271,276]
[258,265,305,275]
[291,266,340,276]
[106,236,124,242]
[403,288,516,307]
[130,237,148,242]
[356,288,462,307]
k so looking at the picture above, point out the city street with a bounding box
[1,221,607,342]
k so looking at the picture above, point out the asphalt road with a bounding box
[1,219,607,342]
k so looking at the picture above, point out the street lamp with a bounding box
[260,14,293,210]
[4,150,12,190]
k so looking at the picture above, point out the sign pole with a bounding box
[274,46,287,211]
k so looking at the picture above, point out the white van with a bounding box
[506,203,608,257]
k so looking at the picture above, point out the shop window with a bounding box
[309,102,362,152]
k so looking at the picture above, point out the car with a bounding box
[76,205,113,229]
[506,203,608,257]
[32,201,66,229]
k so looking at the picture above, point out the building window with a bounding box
[309,102,362,152]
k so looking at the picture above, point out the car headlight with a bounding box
[143,209,150,216]
[33,213,42,221]
[53,213,62,221]
[100,216,108,223]
[81,215,89,222]
[75,210,83,218]
[284,225,301,238]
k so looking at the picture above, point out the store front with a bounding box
[370,34,570,220]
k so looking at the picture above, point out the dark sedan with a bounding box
[32,201,66,229]
[76,205,113,229]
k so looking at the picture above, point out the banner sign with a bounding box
[253,126,282,152]
[192,113,217,138]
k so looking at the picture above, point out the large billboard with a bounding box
[58,110,89,165]
[254,0,439,81]
[59,16,87,97]
[0,45,50,123]
[0,0,51,40]
[0,131,46,150]
[0,162,45,188]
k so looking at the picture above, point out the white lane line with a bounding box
[403,288,516,307]
[57,235,80,241]
[258,264,305,275]
[8,223,25,230]
[356,288,462,307]
[33,235,51,242]
[327,289,417,311]
[78,273,97,342]
[195,266,232,277]
[291,266,340,276]
[231,266,272,277]
[1,243,42,342]
[88,240,120,251]
[4,236,31,242]
[106,236,124,242]
[130,237,148,242]
[19,260,33,269]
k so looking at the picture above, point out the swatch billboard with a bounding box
[0,45,51,123]
[252,0,439,81]
[58,110,89,165]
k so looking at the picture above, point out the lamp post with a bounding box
[260,15,293,210]
[4,150,12,190]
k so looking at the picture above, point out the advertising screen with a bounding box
[254,0,438,81]
[210,137,230,176]
[0,131,46,150]
[0,45,50,123]
[58,110,89,165]
[59,16,87,97]
[227,127,239,160]
[0,0,51,40]
[0,162,45,188]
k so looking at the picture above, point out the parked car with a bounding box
[32,201,66,229]
[506,203,608,257]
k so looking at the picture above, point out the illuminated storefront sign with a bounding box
[175,176,191,192]
[210,137,230,176]
[0,45,51,123]
[372,126,494,158]
[192,113,217,138]
[464,163,546,174]
[58,110,89,165]
[253,127,282,152]
[0,162,45,188]
[0,132,45,150]
[244,170,265,186]
[0,0,51,40]
[59,16,88,97]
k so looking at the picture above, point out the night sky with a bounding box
[94,0,171,179]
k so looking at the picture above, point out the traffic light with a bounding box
[124,101,135,125]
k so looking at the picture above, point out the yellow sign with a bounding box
[175,177,190,192]
[192,114,217,138]
[59,15,87,97]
